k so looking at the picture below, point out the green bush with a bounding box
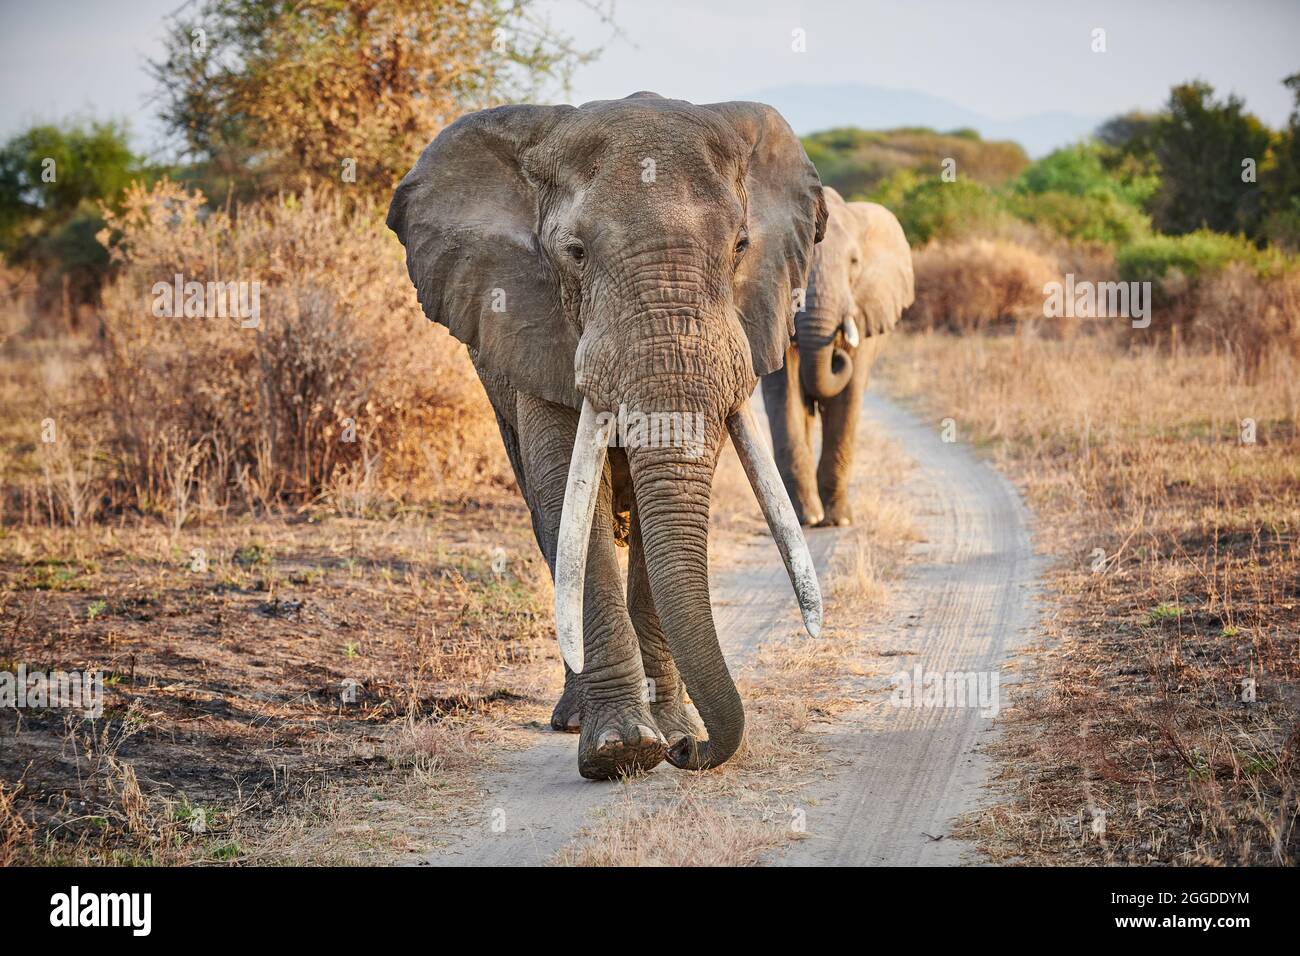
[1012,143,1158,208]
[1116,230,1292,293]
[1145,82,1272,237]
[869,144,1161,248]
[867,168,923,211]
[1008,190,1151,246]
[869,174,1011,245]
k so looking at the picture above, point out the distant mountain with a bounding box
[744,84,1104,158]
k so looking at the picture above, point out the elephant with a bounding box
[387,93,827,780]
[760,186,914,527]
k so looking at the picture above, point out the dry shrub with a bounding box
[907,238,1060,332]
[0,325,112,524]
[0,782,33,866]
[94,179,506,514]
[1186,264,1300,378]
[36,430,103,528]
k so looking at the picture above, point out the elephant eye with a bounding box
[734,232,750,258]
[566,242,585,265]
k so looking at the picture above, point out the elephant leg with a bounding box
[816,339,876,526]
[625,503,706,746]
[515,393,666,779]
[550,454,631,732]
[760,346,824,525]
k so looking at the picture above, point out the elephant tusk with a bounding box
[726,403,824,638]
[842,315,861,349]
[553,398,613,673]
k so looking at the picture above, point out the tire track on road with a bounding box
[772,391,1040,865]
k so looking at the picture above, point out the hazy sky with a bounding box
[1,0,1296,156]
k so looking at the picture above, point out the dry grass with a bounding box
[906,232,1300,384]
[0,781,32,867]
[879,327,1300,865]
[555,782,789,866]
[829,430,919,614]
[227,710,517,865]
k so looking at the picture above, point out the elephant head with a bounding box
[796,186,914,399]
[387,93,827,770]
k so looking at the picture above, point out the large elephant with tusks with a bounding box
[387,93,826,779]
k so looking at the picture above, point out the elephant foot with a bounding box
[650,692,706,747]
[818,501,852,527]
[549,682,582,733]
[578,703,667,780]
[666,735,709,770]
[794,503,824,527]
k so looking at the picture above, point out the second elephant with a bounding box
[761,187,914,526]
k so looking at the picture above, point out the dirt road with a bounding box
[421,389,1039,866]
[772,392,1040,865]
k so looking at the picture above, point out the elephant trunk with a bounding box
[797,300,854,400]
[628,437,744,769]
[622,405,822,771]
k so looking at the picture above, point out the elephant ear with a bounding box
[706,102,827,377]
[387,105,581,408]
[847,201,915,337]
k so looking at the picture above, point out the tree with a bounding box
[1146,81,1272,237]
[150,0,607,197]
[1094,110,1162,186]
[1012,143,1157,209]
[0,119,140,307]
[1095,111,1160,153]
[1262,72,1300,250]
